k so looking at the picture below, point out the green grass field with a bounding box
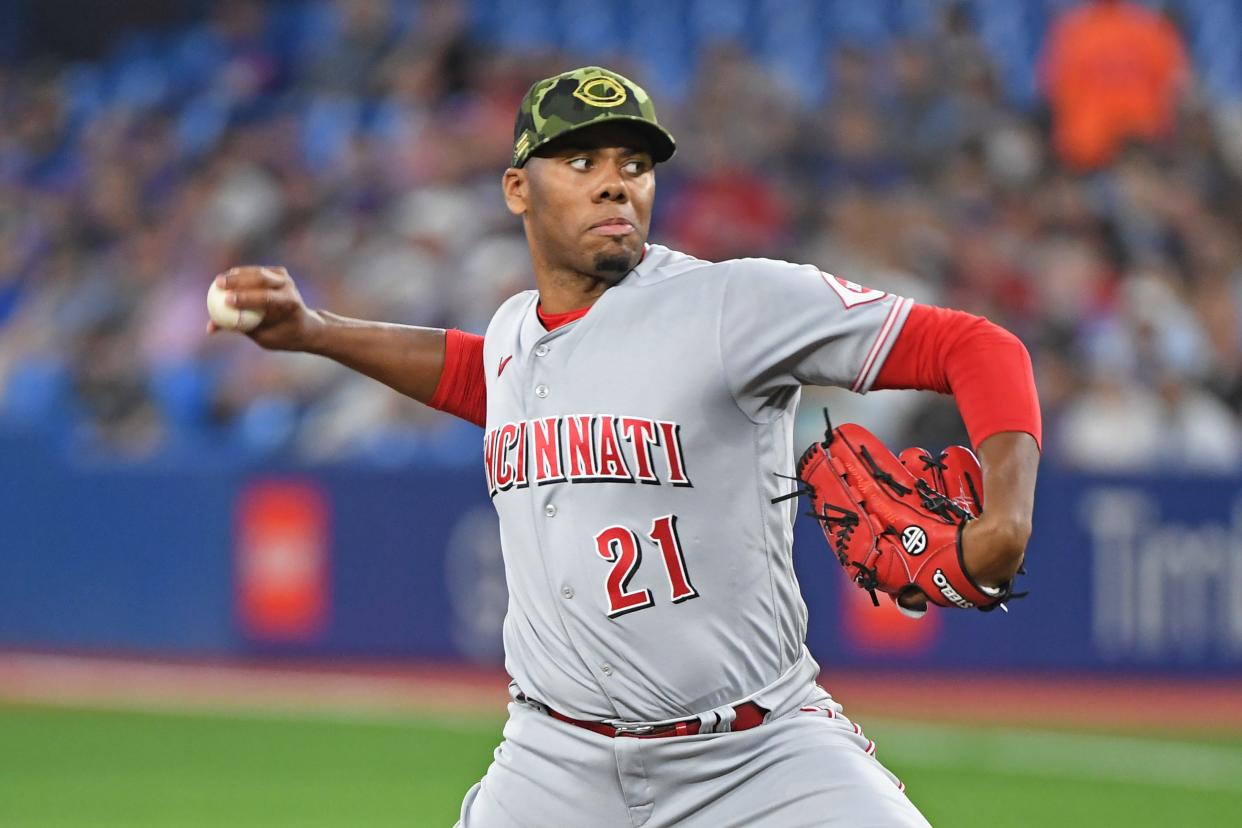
[4,703,1241,827]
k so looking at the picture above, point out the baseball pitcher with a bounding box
[211,66,1041,827]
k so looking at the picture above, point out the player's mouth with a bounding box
[588,217,635,237]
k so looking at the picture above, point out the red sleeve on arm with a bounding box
[428,329,487,428]
[874,304,1042,450]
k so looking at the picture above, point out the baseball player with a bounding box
[212,67,1041,826]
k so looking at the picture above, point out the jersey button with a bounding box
[544,504,557,517]
[600,664,613,676]
[561,585,574,599]
[535,344,550,357]
[535,384,549,398]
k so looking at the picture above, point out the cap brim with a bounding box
[521,116,676,167]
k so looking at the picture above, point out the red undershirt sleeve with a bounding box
[428,329,487,428]
[873,304,1042,450]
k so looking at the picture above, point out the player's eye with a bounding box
[568,157,591,171]
[622,157,652,175]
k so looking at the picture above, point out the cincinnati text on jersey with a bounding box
[483,415,692,495]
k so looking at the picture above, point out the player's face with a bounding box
[505,123,655,283]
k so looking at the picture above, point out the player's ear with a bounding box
[502,167,528,216]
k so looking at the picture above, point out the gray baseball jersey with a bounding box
[480,243,913,724]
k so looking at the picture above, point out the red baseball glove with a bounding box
[777,414,1021,617]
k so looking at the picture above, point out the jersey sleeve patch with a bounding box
[820,271,887,309]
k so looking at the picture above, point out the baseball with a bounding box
[207,278,264,332]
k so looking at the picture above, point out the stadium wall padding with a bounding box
[3,431,1240,675]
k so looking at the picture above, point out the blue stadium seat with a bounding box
[176,93,231,158]
[460,0,1242,107]
[687,0,750,44]
[234,397,300,456]
[628,0,695,101]
[889,0,937,37]
[1182,0,1242,100]
[301,96,360,171]
[757,0,824,105]
[0,358,75,435]
[823,0,892,48]
[485,0,560,50]
[557,0,624,56]
[150,362,210,429]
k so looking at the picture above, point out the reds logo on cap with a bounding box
[573,76,628,108]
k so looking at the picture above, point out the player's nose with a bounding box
[594,185,627,203]
[592,162,629,203]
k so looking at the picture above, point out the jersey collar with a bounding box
[535,244,656,331]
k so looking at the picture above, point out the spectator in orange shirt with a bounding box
[1041,0,1190,170]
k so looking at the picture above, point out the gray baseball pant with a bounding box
[455,684,932,827]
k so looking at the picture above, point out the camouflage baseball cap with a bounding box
[511,66,676,168]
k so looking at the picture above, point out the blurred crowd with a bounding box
[2,0,1242,473]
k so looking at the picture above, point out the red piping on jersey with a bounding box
[851,297,909,392]
[873,304,1042,449]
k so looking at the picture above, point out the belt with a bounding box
[544,700,768,739]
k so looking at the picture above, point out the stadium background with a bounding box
[2,0,1241,825]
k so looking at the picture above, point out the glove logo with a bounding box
[900,526,927,556]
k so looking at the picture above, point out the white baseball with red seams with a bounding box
[206,277,264,332]
[457,244,927,828]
